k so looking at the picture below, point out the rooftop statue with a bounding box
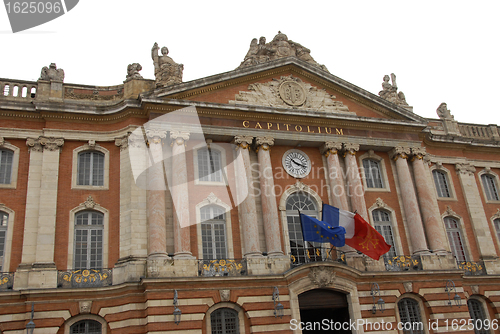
[436,102,454,120]
[378,73,409,106]
[125,63,143,81]
[238,31,328,72]
[39,63,64,81]
[151,43,183,88]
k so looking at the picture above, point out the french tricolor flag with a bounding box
[322,204,391,260]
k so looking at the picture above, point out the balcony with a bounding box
[198,259,247,277]
[0,273,14,290]
[58,269,113,288]
[458,261,486,276]
[290,246,346,266]
[384,255,422,271]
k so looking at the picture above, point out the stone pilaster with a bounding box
[390,147,429,255]
[321,142,349,211]
[170,131,193,259]
[234,135,262,257]
[255,136,284,257]
[113,135,147,284]
[343,143,368,220]
[145,129,169,260]
[410,148,449,255]
[455,163,497,261]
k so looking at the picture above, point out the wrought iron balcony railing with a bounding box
[458,261,486,276]
[384,255,422,272]
[198,259,247,277]
[290,246,346,266]
[58,269,112,288]
[0,272,14,290]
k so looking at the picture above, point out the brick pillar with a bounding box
[145,129,169,259]
[233,135,262,258]
[170,131,193,259]
[255,136,283,257]
[343,143,368,220]
[410,147,449,254]
[455,163,497,260]
[390,147,429,255]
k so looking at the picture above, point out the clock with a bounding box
[282,149,311,178]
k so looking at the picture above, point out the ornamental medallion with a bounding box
[279,81,306,106]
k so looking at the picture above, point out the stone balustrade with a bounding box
[0,79,37,101]
[459,123,499,140]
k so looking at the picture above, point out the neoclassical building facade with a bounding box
[1,32,500,334]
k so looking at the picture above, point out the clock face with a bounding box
[282,149,311,178]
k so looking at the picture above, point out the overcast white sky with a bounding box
[1,1,499,125]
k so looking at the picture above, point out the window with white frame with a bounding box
[363,159,384,188]
[74,211,104,270]
[444,217,467,263]
[398,298,424,334]
[0,212,7,272]
[372,209,396,259]
[201,205,227,260]
[432,170,451,198]
[198,148,222,182]
[467,299,489,334]
[77,151,104,186]
[211,308,239,334]
[481,174,499,201]
[0,149,13,184]
[286,192,320,264]
[70,320,102,334]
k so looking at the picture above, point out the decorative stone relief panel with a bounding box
[308,267,336,287]
[230,75,350,114]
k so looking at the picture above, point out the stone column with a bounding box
[390,147,429,255]
[145,129,169,259]
[255,136,283,257]
[343,143,368,219]
[455,163,497,260]
[410,148,448,254]
[321,142,349,211]
[114,135,148,284]
[170,131,193,258]
[234,135,262,257]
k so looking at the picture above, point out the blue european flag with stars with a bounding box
[299,213,346,247]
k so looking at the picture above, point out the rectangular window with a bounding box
[0,150,13,184]
[433,170,451,197]
[363,159,383,188]
[481,174,499,201]
[198,148,222,182]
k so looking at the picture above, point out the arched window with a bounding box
[210,308,239,334]
[286,192,319,264]
[0,212,8,272]
[201,206,227,260]
[363,159,383,188]
[197,147,222,182]
[467,299,489,334]
[70,320,102,334]
[372,209,396,259]
[74,211,104,270]
[398,298,424,334]
[481,174,499,201]
[0,149,14,184]
[444,217,467,262]
[77,151,104,186]
[432,170,451,198]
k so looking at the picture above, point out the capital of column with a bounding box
[342,143,359,156]
[456,162,476,176]
[389,146,411,161]
[115,135,129,151]
[26,138,43,152]
[37,137,64,151]
[255,136,274,152]
[321,142,342,157]
[410,147,427,161]
[233,135,253,150]
[0,136,4,147]
[170,131,190,146]
[145,129,168,145]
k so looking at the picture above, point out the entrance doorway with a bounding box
[298,289,352,334]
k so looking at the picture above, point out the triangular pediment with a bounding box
[143,57,426,124]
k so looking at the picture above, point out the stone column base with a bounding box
[483,258,500,275]
[113,257,147,284]
[246,256,290,275]
[14,263,58,289]
[147,258,198,278]
[420,253,457,270]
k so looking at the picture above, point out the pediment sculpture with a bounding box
[39,63,64,82]
[151,43,183,88]
[436,102,454,120]
[378,73,409,106]
[230,75,350,114]
[125,63,143,81]
[238,31,328,72]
